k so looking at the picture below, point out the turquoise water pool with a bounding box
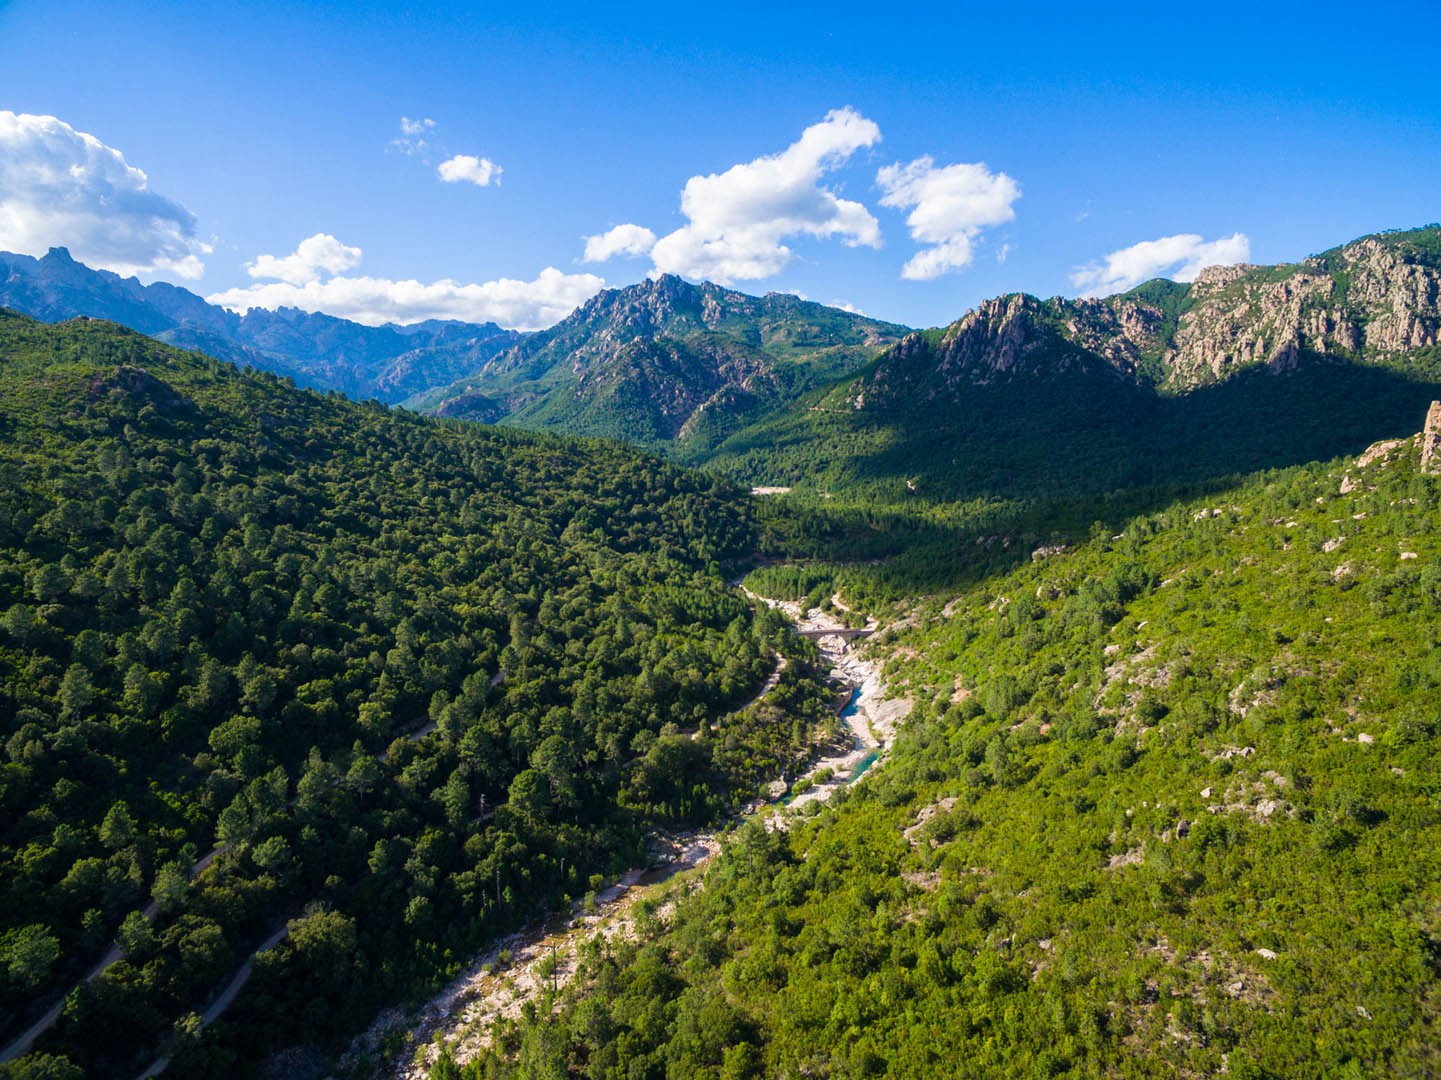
[850,749,880,780]
[782,685,878,802]
[838,687,877,775]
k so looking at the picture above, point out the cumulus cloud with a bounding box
[245,233,362,285]
[1070,233,1251,298]
[207,271,600,331]
[582,224,657,262]
[647,107,883,283]
[0,110,210,279]
[437,154,502,187]
[391,119,502,187]
[876,156,1020,280]
[210,237,601,330]
[391,116,435,155]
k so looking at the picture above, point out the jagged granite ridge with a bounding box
[847,225,1441,410]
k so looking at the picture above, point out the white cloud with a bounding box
[245,233,362,285]
[582,224,657,262]
[210,241,602,331]
[876,156,1020,280]
[0,111,209,279]
[438,154,502,187]
[1070,233,1251,298]
[647,107,883,284]
[391,120,502,187]
[391,116,435,155]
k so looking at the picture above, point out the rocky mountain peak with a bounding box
[849,295,1087,408]
[850,225,1441,411]
[424,276,910,444]
[567,274,715,343]
[936,294,1051,375]
[1166,228,1440,383]
[1191,263,1256,288]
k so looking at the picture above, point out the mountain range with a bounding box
[0,250,909,442]
[0,247,521,402]
[693,225,1441,508]
[405,225,1440,482]
[2,226,1439,505]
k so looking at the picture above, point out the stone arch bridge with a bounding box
[796,626,876,642]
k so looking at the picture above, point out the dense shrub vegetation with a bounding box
[466,441,1441,1079]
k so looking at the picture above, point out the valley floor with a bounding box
[346,589,910,1079]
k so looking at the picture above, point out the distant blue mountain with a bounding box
[0,247,523,402]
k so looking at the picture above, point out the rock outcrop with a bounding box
[847,293,1137,407]
[849,225,1441,409]
[1164,233,1439,384]
[1422,400,1441,474]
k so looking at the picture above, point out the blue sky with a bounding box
[1,0,1438,330]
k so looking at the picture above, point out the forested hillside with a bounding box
[0,311,839,1078]
[465,427,1441,1079]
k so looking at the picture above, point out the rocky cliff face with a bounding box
[1166,233,1440,383]
[1422,401,1441,474]
[850,225,1441,410]
[849,293,1150,407]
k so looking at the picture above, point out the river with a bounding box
[344,587,909,1079]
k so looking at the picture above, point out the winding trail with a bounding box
[692,650,788,742]
[123,719,445,1077]
[351,587,910,1079]
[4,715,437,1069]
[0,845,228,1064]
[132,924,291,1080]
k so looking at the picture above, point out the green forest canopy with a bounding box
[0,311,838,1077]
